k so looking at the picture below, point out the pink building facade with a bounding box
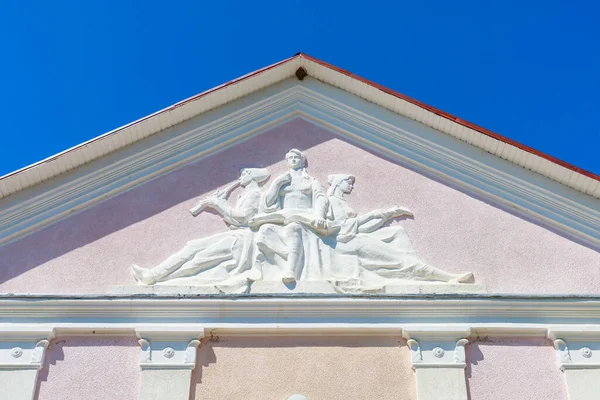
[0,54,599,400]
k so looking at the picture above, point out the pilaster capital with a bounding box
[0,325,55,370]
[135,325,205,370]
[402,325,471,369]
[548,327,600,370]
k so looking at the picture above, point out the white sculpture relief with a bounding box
[326,174,472,290]
[131,168,270,289]
[129,149,474,293]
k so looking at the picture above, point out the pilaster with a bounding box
[0,326,55,400]
[402,325,471,400]
[548,327,600,400]
[135,326,205,400]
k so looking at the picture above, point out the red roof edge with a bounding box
[298,53,600,183]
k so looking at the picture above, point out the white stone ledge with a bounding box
[411,363,467,369]
[113,282,487,295]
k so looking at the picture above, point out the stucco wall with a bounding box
[36,337,140,400]
[466,338,567,400]
[0,118,598,294]
[193,336,416,400]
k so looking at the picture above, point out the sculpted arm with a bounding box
[264,173,290,207]
[311,180,330,229]
[357,206,413,233]
[356,210,388,233]
[205,191,261,226]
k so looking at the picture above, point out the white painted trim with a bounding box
[548,327,600,370]
[1,54,596,204]
[0,326,54,400]
[135,326,204,370]
[1,296,600,337]
[547,327,600,399]
[135,326,204,400]
[402,326,470,400]
[0,81,598,250]
[403,326,471,369]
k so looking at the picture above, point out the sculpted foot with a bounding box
[131,265,156,285]
[281,271,297,284]
[449,272,473,284]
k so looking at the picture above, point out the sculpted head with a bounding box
[239,168,271,187]
[285,149,306,170]
[327,174,355,196]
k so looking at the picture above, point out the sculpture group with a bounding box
[131,149,473,293]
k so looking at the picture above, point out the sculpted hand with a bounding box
[275,173,291,186]
[312,218,327,229]
[203,195,225,208]
[214,189,228,199]
[388,206,413,218]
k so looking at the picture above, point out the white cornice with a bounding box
[0,81,598,249]
[2,296,600,331]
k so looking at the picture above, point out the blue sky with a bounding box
[1,0,598,176]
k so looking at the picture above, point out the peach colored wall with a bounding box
[466,338,567,400]
[1,118,598,294]
[193,336,416,400]
[36,337,140,400]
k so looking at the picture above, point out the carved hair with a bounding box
[285,148,306,167]
[327,174,355,196]
[241,168,271,183]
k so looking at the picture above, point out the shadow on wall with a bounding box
[0,117,595,288]
[33,337,139,400]
[464,337,566,400]
[0,120,331,286]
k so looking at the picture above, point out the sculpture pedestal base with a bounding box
[112,281,486,295]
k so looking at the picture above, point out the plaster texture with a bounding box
[36,337,140,400]
[0,369,39,400]
[1,119,598,294]
[415,368,467,400]
[563,369,600,400]
[192,336,416,400]
[466,338,568,400]
[139,369,193,400]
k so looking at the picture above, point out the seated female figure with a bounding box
[327,174,472,283]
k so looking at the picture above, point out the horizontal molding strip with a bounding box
[0,82,598,249]
[2,295,600,322]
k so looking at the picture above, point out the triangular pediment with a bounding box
[0,56,599,295]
